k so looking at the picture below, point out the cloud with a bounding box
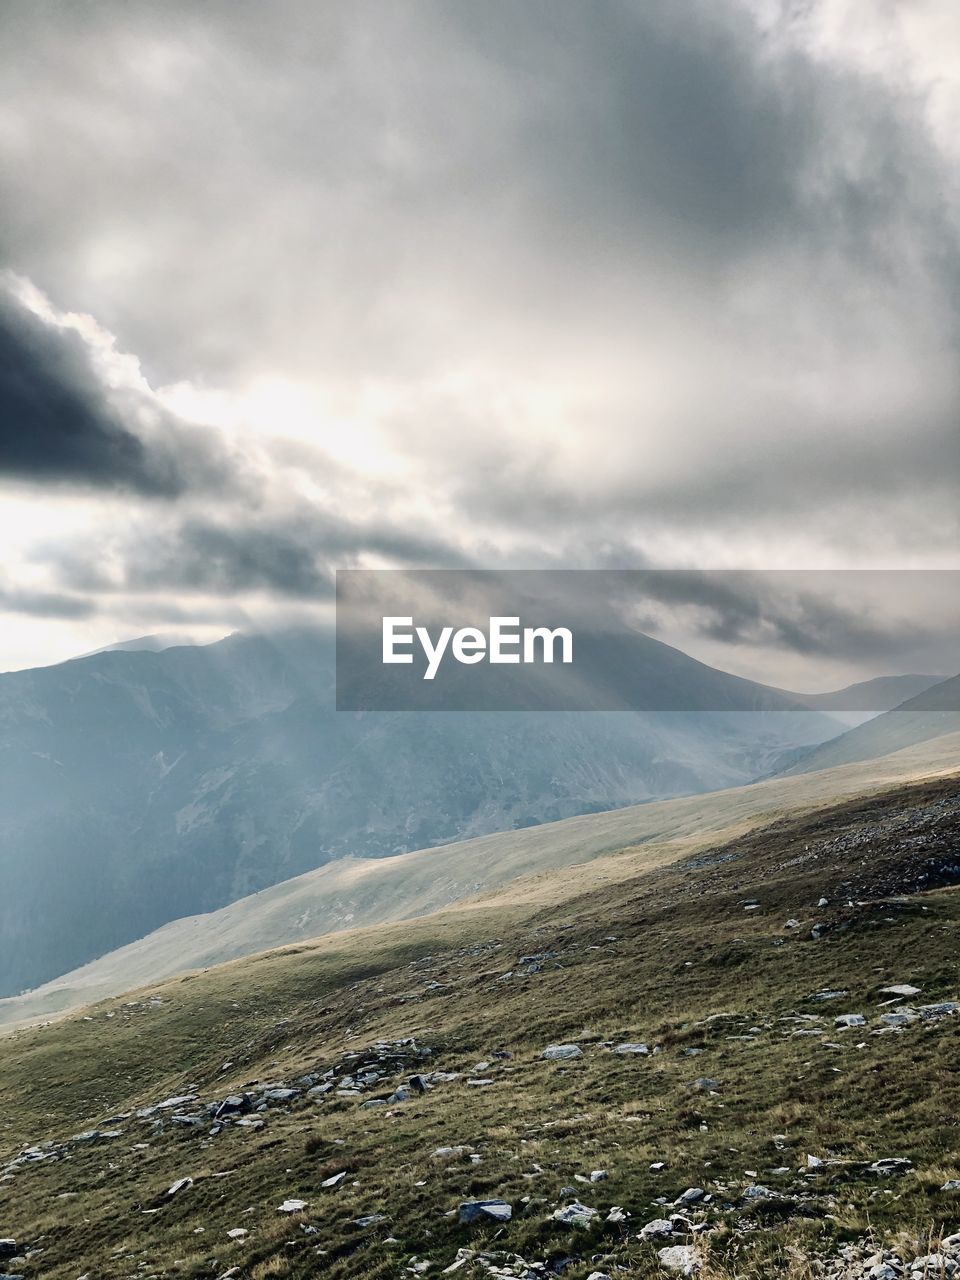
[0,0,957,672]
[0,278,249,498]
[0,284,186,494]
[0,584,97,619]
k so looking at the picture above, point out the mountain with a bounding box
[782,673,960,776]
[3,728,957,1028]
[788,673,946,726]
[1,765,959,1279]
[0,627,846,997]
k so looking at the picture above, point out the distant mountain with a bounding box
[0,627,844,996]
[789,674,946,726]
[77,631,215,658]
[5,726,957,1028]
[781,674,960,776]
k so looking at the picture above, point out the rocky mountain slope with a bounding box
[5,729,958,1027]
[0,628,847,996]
[1,768,959,1278]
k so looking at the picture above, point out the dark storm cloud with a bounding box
[0,289,183,495]
[49,508,474,601]
[607,571,950,664]
[0,285,245,497]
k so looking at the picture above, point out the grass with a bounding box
[4,728,958,1028]
[0,773,959,1278]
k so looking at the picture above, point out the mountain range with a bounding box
[0,626,949,997]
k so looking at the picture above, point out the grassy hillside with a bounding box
[784,676,960,776]
[1,768,960,1278]
[4,730,960,1027]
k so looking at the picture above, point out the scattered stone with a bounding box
[657,1244,701,1275]
[674,1188,705,1206]
[868,1158,912,1176]
[226,1228,248,1240]
[167,1177,193,1196]
[552,1201,598,1227]
[277,1199,308,1213]
[639,1218,674,1239]
[459,1199,512,1225]
[541,1044,582,1061]
[835,1013,866,1027]
[880,984,921,997]
[215,1095,251,1119]
[612,1043,649,1055]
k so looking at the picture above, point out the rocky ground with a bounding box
[1,776,959,1278]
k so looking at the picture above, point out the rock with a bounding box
[542,1044,582,1060]
[612,1043,649,1055]
[868,1158,912,1175]
[443,1250,476,1274]
[806,1155,825,1169]
[156,1094,198,1110]
[784,919,801,929]
[880,984,921,997]
[657,1244,701,1275]
[868,1265,898,1279]
[587,1273,611,1280]
[354,1213,389,1227]
[215,1094,251,1118]
[909,1255,956,1275]
[835,1013,866,1027]
[882,1011,919,1027]
[0,1248,14,1261]
[674,1188,705,1205]
[590,1169,608,1182]
[639,1218,674,1239]
[606,1206,628,1223]
[942,1180,960,1191]
[261,1087,299,1103]
[277,1199,308,1213]
[818,897,829,907]
[433,1146,472,1159]
[458,1199,512,1224]
[167,1177,193,1196]
[552,1200,598,1226]
[321,1171,346,1187]
[689,1077,720,1092]
[389,1086,413,1103]
[741,1184,777,1201]
[226,1228,248,1239]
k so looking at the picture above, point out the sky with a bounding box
[0,0,958,685]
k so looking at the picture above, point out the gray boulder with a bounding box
[542,1044,582,1060]
[459,1199,512,1225]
